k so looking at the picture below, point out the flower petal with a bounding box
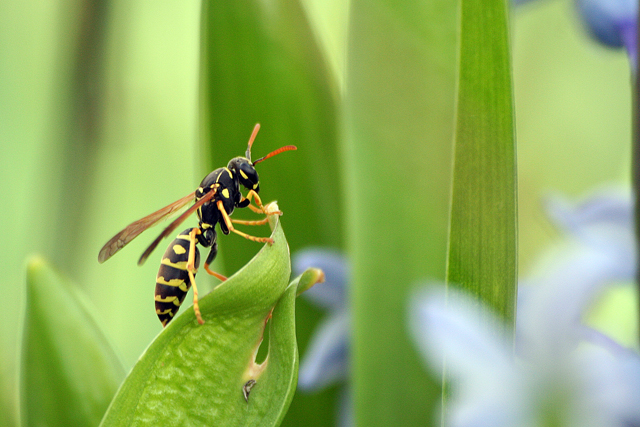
[544,190,635,257]
[518,246,633,361]
[409,287,514,380]
[575,0,637,48]
[298,310,349,391]
[409,287,528,427]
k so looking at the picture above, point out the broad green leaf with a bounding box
[446,0,517,329]
[100,210,301,426]
[20,256,126,427]
[345,1,457,425]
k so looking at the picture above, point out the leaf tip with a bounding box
[26,254,47,274]
[296,268,325,296]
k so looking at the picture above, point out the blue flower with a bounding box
[576,0,637,65]
[515,0,637,70]
[292,248,350,391]
[575,0,637,71]
[410,189,640,426]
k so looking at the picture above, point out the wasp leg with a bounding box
[186,228,205,325]
[204,239,227,281]
[205,265,227,281]
[242,190,282,216]
[231,217,270,226]
[217,200,274,244]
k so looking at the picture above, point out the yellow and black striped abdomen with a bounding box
[155,228,200,326]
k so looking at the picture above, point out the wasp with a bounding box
[98,124,296,327]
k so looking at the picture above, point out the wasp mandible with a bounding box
[98,124,296,326]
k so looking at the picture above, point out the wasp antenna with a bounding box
[245,123,261,161]
[253,145,297,165]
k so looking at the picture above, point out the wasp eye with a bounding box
[239,163,259,191]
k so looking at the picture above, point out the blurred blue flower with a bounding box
[293,248,352,426]
[514,0,637,70]
[410,189,640,427]
[576,0,637,65]
[292,248,350,391]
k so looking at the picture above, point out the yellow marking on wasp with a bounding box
[161,258,189,270]
[156,276,185,286]
[222,188,230,199]
[176,234,191,241]
[253,183,259,190]
[216,168,232,183]
[172,245,186,255]
[197,186,203,193]
[156,307,174,315]
[156,276,190,291]
[154,295,180,307]
[239,169,248,180]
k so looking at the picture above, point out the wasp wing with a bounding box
[138,187,218,266]
[98,192,196,263]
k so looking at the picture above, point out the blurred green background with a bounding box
[0,0,633,426]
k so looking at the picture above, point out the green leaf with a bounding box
[100,210,301,427]
[20,256,126,427]
[447,0,517,330]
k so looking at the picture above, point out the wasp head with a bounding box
[228,157,260,193]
